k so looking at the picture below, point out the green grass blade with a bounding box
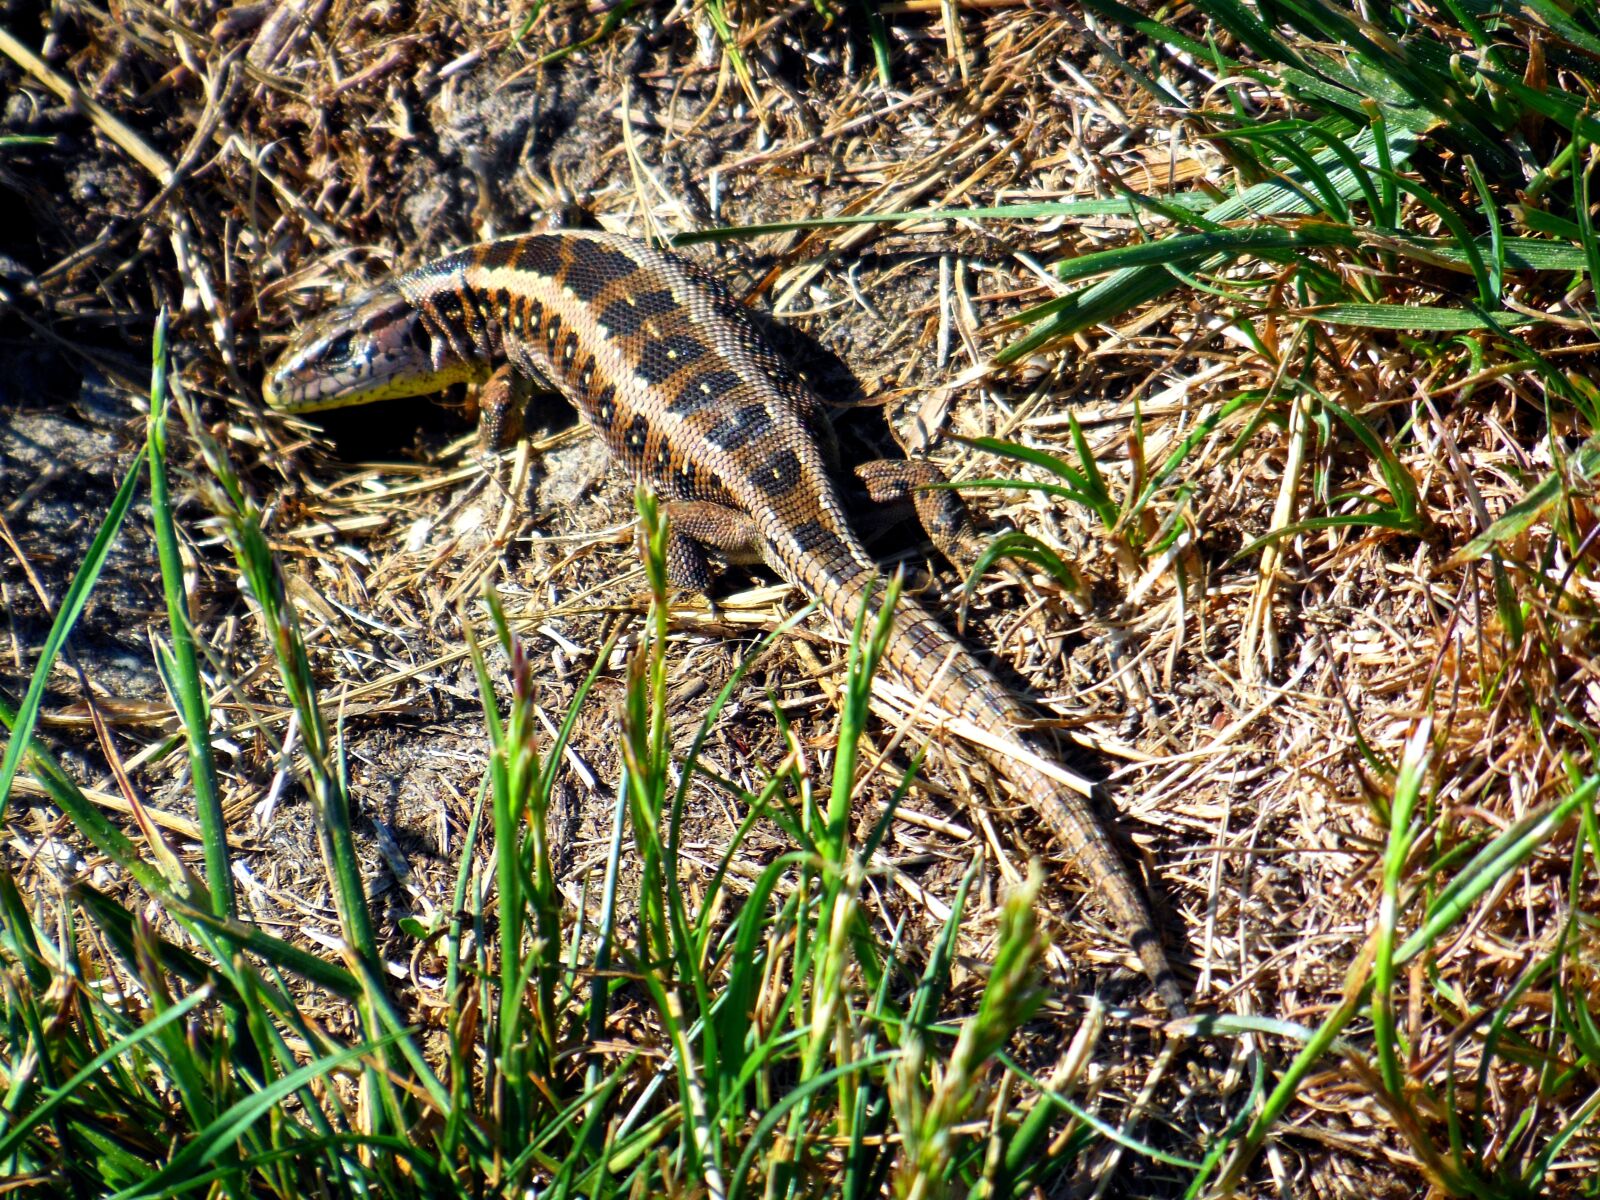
[0,700,166,894]
[1299,304,1539,331]
[1465,157,1503,305]
[1575,133,1600,296]
[1521,1085,1600,1193]
[997,121,1419,360]
[106,1032,407,1200]
[145,311,231,918]
[1373,720,1430,1100]
[0,986,210,1163]
[1192,0,1305,72]
[1396,781,1594,966]
[853,0,891,85]
[1450,436,1600,564]
[0,441,145,823]
[959,532,1078,615]
[727,1052,900,1200]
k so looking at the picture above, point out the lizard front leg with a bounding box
[478,366,761,596]
[478,364,559,450]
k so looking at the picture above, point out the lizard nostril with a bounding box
[262,367,285,407]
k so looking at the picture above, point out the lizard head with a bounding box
[263,282,485,412]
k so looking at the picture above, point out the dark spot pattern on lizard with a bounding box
[600,290,676,337]
[669,369,744,416]
[636,335,710,385]
[430,289,463,327]
[784,519,847,561]
[511,236,564,278]
[562,241,641,302]
[706,402,774,450]
[755,447,803,498]
[624,412,650,456]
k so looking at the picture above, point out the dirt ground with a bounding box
[4,2,1588,1195]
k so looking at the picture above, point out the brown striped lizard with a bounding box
[263,230,1186,1015]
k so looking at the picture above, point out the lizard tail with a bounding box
[982,750,1189,1018]
[866,581,1188,1015]
[780,540,1186,1013]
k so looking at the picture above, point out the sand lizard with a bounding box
[263,230,1186,1015]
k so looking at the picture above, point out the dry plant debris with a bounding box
[1,0,1598,1196]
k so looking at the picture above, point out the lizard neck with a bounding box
[394,253,504,371]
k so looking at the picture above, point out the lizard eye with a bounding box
[325,332,355,363]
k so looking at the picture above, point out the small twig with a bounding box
[0,26,174,185]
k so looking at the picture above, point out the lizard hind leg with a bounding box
[855,459,990,579]
[648,500,764,595]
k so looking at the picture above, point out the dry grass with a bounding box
[2,0,1598,1195]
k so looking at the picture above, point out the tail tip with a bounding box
[1131,928,1189,1018]
[1155,975,1189,1020]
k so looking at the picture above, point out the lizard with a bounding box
[262,229,1187,1015]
